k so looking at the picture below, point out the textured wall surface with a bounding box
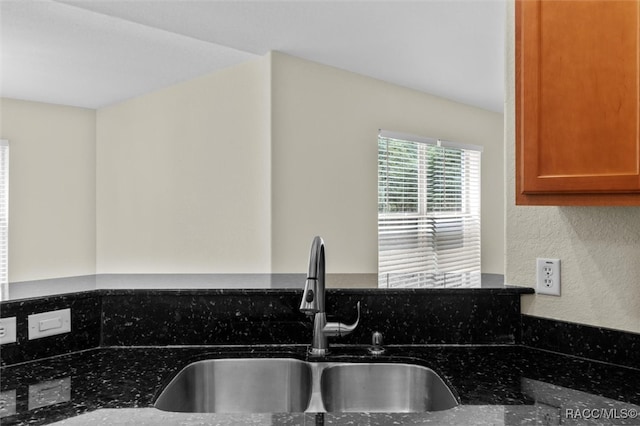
[504,2,640,334]
[271,52,505,274]
[1,99,96,282]
[7,52,505,284]
[96,57,272,273]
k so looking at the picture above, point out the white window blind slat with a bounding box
[0,140,8,301]
[378,132,481,288]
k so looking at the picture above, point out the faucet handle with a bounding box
[323,301,360,337]
[344,301,361,333]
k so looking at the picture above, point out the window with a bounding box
[0,140,8,300]
[378,130,481,288]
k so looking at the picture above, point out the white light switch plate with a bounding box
[0,317,17,345]
[28,308,71,340]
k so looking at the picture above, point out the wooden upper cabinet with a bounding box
[516,0,640,205]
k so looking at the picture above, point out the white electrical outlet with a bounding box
[536,258,561,296]
[0,317,17,345]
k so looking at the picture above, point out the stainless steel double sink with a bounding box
[154,358,458,413]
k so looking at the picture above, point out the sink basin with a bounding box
[320,363,458,412]
[154,358,312,413]
[154,358,458,413]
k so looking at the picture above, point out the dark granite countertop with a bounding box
[5,273,520,302]
[2,344,639,425]
[2,282,637,425]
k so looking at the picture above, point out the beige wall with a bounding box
[505,3,640,333]
[270,52,504,274]
[96,57,271,273]
[1,98,96,282]
[5,51,505,282]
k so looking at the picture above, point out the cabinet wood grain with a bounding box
[516,0,640,205]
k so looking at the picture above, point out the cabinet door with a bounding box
[516,0,640,205]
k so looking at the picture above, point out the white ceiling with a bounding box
[0,0,505,112]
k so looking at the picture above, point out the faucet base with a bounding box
[308,347,329,357]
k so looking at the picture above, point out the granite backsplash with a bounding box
[2,286,530,365]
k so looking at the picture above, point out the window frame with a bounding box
[377,130,482,288]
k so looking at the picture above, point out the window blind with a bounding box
[378,131,481,288]
[0,140,8,300]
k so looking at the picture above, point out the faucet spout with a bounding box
[299,278,318,316]
[299,236,325,316]
[299,236,360,356]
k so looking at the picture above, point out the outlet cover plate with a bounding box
[0,317,17,345]
[536,258,561,296]
[28,308,71,340]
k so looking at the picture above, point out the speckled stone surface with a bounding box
[2,284,639,425]
[100,288,528,347]
[1,345,639,425]
[522,314,640,370]
[0,292,101,365]
[1,286,532,365]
